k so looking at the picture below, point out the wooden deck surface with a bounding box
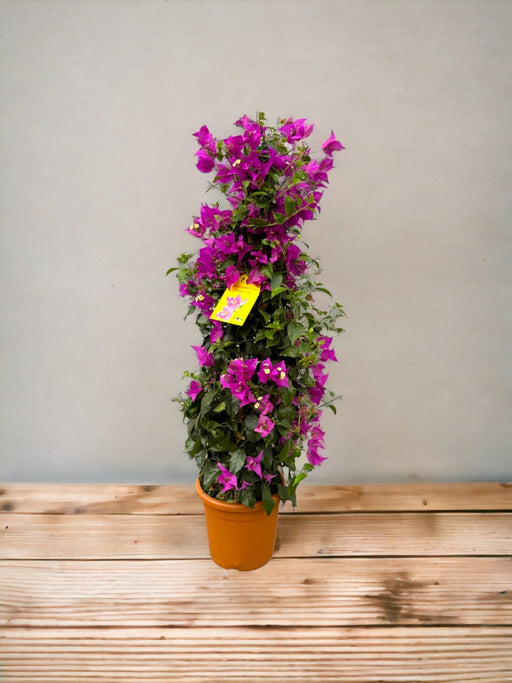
[1,482,511,682]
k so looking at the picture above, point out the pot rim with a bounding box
[195,478,279,513]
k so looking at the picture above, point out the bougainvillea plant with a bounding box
[169,113,345,514]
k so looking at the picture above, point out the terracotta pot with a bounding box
[195,478,280,571]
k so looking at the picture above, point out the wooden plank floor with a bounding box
[1,482,511,682]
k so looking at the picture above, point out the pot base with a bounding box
[195,479,280,571]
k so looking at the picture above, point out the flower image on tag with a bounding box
[210,275,260,326]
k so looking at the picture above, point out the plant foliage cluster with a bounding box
[169,113,345,514]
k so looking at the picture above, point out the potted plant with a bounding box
[169,113,345,570]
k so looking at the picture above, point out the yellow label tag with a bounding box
[210,275,260,326]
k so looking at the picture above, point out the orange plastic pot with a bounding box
[195,478,280,571]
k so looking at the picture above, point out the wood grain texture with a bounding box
[1,627,511,682]
[1,511,510,559]
[2,557,511,627]
[1,481,511,514]
[1,483,511,682]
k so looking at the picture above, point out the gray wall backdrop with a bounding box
[1,0,511,484]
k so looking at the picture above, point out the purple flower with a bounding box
[306,447,327,466]
[226,186,245,209]
[255,414,275,438]
[253,394,273,415]
[186,220,204,238]
[195,148,216,173]
[224,265,241,288]
[220,376,255,406]
[187,204,234,241]
[247,268,267,287]
[246,450,263,478]
[263,473,277,485]
[247,251,269,268]
[186,380,202,402]
[285,243,307,278]
[196,246,217,279]
[307,422,327,466]
[215,162,240,185]
[309,363,328,404]
[239,357,258,378]
[191,291,215,316]
[220,358,258,407]
[209,321,223,344]
[203,204,233,232]
[217,464,238,493]
[269,245,283,264]
[209,234,250,262]
[179,281,191,297]
[308,423,325,449]
[193,125,216,153]
[257,358,274,384]
[302,159,330,187]
[257,359,289,388]
[279,117,314,143]
[319,156,334,174]
[321,131,344,157]
[192,345,215,367]
[223,134,245,157]
[317,336,338,363]
[272,361,289,388]
[234,115,263,148]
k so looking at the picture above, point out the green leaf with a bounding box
[261,482,275,516]
[261,264,274,279]
[280,345,300,357]
[202,461,219,488]
[291,471,308,487]
[209,434,236,452]
[271,286,288,299]
[278,484,290,502]
[195,449,208,468]
[177,252,193,265]
[213,401,226,413]
[249,217,270,228]
[229,448,247,475]
[238,486,256,508]
[244,413,259,432]
[251,191,272,208]
[284,195,295,217]
[287,321,305,344]
[177,268,189,284]
[200,390,217,413]
[165,267,178,276]
[225,393,240,418]
[273,212,287,224]
[261,448,274,469]
[280,440,293,459]
[270,273,283,290]
[277,404,297,423]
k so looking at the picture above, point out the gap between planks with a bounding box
[1,481,511,515]
[1,511,510,559]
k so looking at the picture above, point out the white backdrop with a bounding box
[1,0,511,483]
